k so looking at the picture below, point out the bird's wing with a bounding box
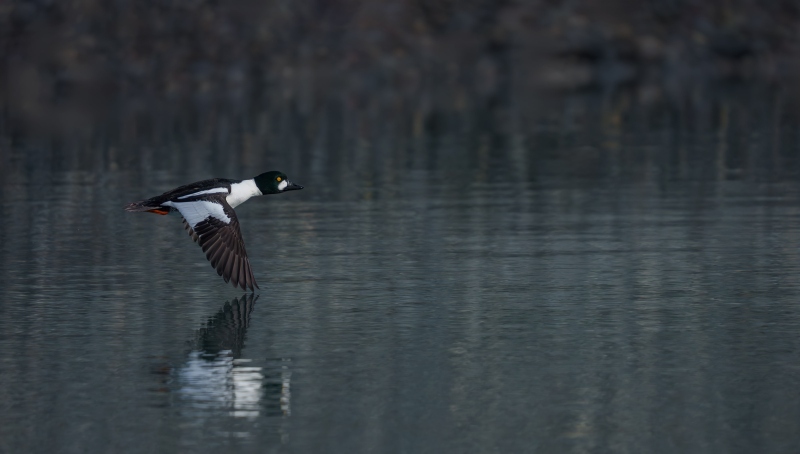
[169,196,258,291]
[127,179,231,210]
[183,218,199,243]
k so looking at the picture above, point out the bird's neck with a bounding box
[227,179,262,208]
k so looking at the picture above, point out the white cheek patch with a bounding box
[177,187,228,199]
[165,200,231,227]
[278,180,288,191]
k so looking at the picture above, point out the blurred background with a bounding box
[3,2,800,453]
[3,0,800,182]
[3,0,800,138]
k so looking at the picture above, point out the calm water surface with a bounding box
[1,86,800,453]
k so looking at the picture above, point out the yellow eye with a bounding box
[276,177,282,182]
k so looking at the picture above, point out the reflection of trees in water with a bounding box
[2,78,799,189]
[176,294,291,419]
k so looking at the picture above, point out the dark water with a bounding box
[2,84,800,453]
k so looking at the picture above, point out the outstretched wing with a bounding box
[167,196,258,291]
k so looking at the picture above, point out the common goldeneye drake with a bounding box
[124,171,303,291]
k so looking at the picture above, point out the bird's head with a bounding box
[254,171,304,195]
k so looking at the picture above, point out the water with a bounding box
[2,84,800,453]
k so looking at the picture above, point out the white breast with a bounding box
[227,179,262,208]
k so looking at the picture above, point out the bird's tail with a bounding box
[124,201,171,215]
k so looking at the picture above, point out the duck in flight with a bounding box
[124,171,303,291]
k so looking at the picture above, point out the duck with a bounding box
[124,171,303,291]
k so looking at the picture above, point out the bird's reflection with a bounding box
[173,294,291,419]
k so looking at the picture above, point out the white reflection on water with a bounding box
[173,295,292,422]
[178,352,265,418]
[278,359,292,416]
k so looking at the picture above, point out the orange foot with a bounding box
[147,208,170,215]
